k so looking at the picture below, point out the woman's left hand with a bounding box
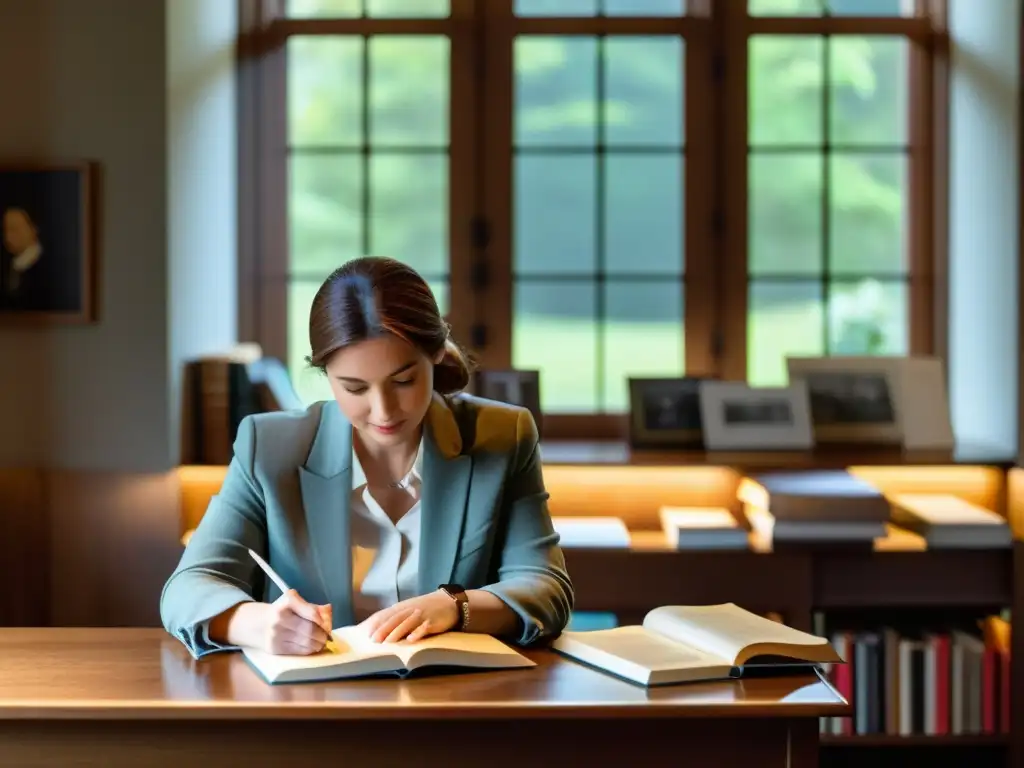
[360,590,460,643]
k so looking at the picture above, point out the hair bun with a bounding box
[433,338,473,395]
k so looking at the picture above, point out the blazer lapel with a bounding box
[299,402,354,626]
[418,394,473,594]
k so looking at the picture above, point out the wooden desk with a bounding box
[0,629,849,768]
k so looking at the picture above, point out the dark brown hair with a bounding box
[307,256,473,395]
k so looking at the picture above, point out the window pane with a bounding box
[828,279,907,355]
[288,37,363,147]
[749,0,823,16]
[366,0,449,16]
[288,279,449,406]
[515,0,598,15]
[830,37,908,146]
[749,154,823,276]
[605,0,685,16]
[829,154,906,275]
[369,37,449,148]
[289,281,331,405]
[290,155,363,275]
[370,153,448,276]
[515,37,598,147]
[605,155,683,275]
[827,0,913,15]
[515,155,596,276]
[748,282,825,386]
[605,38,684,147]
[749,36,823,146]
[514,282,598,412]
[603,283,684,412]
[288,0,362,17]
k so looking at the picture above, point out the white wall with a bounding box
[167,0,239,465]
[948,0,1021,455]
[0,0,238,626]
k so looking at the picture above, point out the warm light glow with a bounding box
[1006,467,1024,540]
[848,465,1002,510]
[874,523,926,552]
[177,465,230,484]
[889,493,998,520]
[176,464,740,535]
[736,477,769,509]
[659,507,737,529]
[543,465,740,528]
[176,465,228,534]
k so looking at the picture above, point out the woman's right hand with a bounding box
[227,591,333,655]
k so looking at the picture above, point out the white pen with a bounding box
[247,548,334,645]
[247,548,292,595]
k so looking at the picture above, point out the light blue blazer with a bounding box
[161,392,574,659]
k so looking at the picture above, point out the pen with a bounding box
[247,548,334,648]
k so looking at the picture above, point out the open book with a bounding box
[242,625,536,684]
[551,603,843,687]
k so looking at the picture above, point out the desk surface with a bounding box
[0,628,849,721]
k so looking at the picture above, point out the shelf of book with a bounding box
[564,544,1017,766]
[821,734,1008,746]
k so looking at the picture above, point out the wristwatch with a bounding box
[438,583,470,631]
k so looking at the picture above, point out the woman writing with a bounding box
[161,256,573,658]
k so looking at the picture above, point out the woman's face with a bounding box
[324,334,437,449]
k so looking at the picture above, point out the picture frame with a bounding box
[0,161,98,324]
[698,380,814,452]
[473,369,543,436]
[627,377,709,449]
[785,355,953,450]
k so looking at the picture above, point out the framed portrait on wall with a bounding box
[0,162,97,324]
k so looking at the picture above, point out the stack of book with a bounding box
[819,615,1011,736]
[658,506,749,550]
[888,494,1012,549]
[551,516,631,548]
[738,470,890,551]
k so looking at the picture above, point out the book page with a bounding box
[564,626,723,671]
[242,632,396,682]
[642,603,836,666]
[333,625,528,668]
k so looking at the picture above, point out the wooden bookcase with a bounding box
[543,443,1019,768]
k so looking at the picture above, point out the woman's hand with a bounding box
[226,590,332,655]
[360,591,459,643]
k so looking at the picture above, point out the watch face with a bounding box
[440,583,465,596]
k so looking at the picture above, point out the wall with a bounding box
[0,0,237,626]
[948,0,1021,456]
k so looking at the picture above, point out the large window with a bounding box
[239,0,946,438]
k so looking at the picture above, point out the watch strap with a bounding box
[439,583,470,631]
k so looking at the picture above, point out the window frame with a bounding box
[237,0,949,442]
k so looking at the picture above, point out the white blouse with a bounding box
[349,440,424,623]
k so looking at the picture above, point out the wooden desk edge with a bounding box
[0,699,852,721]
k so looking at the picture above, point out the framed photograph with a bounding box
[627,377,709,449]
[699,380,814,451]
[473,369,542,435]
[0,162,97,323]
[786,356,903,445]
[786,355,953,450]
